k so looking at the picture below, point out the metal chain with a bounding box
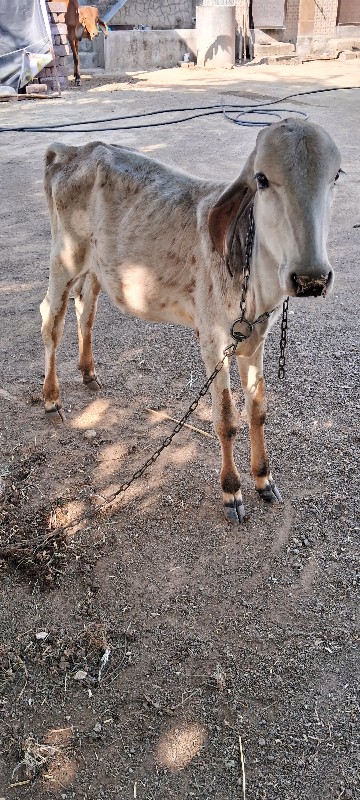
[278,297,289,379]
[52,210,255,532]
[106,203,286,503]
[239,204,255,322]
[100,342,238,510]
[104,207,255,509]
[55,343,237,536]
[55,204,289,534]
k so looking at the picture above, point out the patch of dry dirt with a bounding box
[0,67,359,799]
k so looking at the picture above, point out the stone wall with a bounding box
[108,0,197,29]
[38,1,69,89]
[105,0,248,34]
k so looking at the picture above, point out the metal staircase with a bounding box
[103,0,130,24]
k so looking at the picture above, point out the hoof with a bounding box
[75,78,81,87]
[223,499,246,524]
[83,374,102,391]
[257,480,283,504]
[45,403,65,422]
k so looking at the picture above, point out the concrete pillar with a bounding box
[196,5,236,68]
[296,0,316,54]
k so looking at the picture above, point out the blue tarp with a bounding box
[0,0,51,89]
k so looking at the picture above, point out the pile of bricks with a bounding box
[38,1,69,90]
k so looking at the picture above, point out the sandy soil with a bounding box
[0,61,359,799]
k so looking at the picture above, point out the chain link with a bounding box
[239,204,255,322]
[278,296,289,379]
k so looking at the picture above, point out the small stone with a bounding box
[94,722,102,733]
[258,737,266,746]
[226,760,236,768]
[83,429,97,440]
[74,669,88,680]
[35,631,48,640]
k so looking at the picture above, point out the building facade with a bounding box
[103,1,360,54]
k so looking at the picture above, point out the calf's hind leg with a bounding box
[40,264,72,416]
[73,273,101,390]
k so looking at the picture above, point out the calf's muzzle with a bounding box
[286,267,333,298]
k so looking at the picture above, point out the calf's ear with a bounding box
[208,150,256,259]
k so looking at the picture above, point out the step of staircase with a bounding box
[253,41,296,58]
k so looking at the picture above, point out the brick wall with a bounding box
[280,0,299,42]
[284,0,339,45]
[313,0,337,36]
[38,1,69,90]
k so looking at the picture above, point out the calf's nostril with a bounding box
[291,272,330,297]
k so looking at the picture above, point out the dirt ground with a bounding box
[0,61,359,799]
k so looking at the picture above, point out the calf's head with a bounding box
[209,119,341,298]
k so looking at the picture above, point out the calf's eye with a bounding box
[334,168,344,183]
[255,172,269,190]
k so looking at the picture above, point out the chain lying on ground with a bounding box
[55,342,238,536]
[95,343,238,511]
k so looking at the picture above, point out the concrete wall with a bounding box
[104,29,197,71]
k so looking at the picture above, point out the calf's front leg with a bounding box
[237,343,282,503]
[201,339,244,524]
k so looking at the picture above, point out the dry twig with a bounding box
[146,407,215,439]
[239,735,246,800]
